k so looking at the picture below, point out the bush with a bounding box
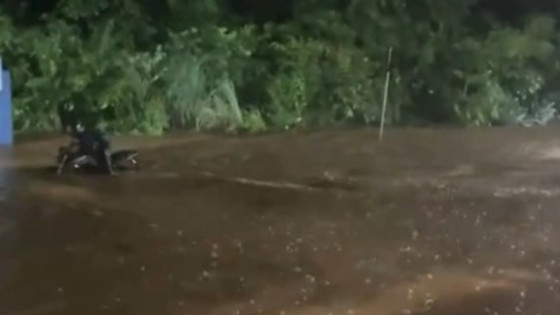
[262,37,386,129]
[1,2,560,134]
[162,26,257,132]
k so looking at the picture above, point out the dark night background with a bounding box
[6,0,560,24]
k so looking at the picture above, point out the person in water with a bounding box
[69,123,115,175]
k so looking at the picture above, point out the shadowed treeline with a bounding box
[1,0,560,134]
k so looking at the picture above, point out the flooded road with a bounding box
[2,127,560,314]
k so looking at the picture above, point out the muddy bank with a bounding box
[1,126,560,314]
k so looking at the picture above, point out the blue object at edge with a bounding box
[0,70,13,146]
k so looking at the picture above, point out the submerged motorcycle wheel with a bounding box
[56,148,140,176]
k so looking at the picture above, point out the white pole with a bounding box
[378,47,393,140]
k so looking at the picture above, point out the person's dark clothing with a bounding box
[72,129,114,174]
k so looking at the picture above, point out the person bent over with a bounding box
[69,123,115,175]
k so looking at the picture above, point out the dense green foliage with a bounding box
[1,0,560,134]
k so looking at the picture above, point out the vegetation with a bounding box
[1,0,560,134]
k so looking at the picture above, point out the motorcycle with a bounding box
[56,145,139,175]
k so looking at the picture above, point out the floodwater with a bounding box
[2,127,560,314]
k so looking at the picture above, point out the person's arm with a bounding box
[95,130,111,148]
[69,140,79,151]
[68,133,81,151]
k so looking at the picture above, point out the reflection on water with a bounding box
[2,128,560,314]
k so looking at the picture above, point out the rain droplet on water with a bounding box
[211,244,219,258]
[407,288,414,300]
[305,274,316,283]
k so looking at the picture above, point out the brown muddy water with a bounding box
[2,127,560,314]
